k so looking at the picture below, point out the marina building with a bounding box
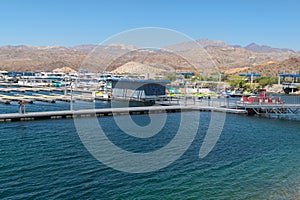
[109,79,170,101]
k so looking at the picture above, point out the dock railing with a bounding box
[191,95,300,110]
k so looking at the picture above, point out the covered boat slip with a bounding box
[110,79,170,101]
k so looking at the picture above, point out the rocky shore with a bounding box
[265,84,300,95]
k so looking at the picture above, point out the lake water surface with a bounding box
[0,111,299,199]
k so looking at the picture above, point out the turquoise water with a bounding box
[0,112,300,199]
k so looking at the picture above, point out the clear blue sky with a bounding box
[1,0,300,50]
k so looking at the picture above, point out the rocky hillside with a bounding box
[0,39,299,75]
[0,45,85,72]
[244,43,294,53]
[166,39,299,70]
[224,57,300,76]
[111,61,172,75]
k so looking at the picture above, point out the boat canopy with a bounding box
[238,73,261,77]
[278,73,300,78]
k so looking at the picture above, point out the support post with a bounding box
[70,82,73,111]
[184,78,187,106]
[64,77,67,96]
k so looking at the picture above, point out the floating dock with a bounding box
[0,94,34,104]
[0,85,110,103]
[0,86,96,94]
[0,105,247,122]
[232,103,300,115]
[0,93,108,104]
[0,99,10,104]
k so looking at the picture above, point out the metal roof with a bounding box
[278,73,300,78]
[107,78,171,83]
[175,72,194,76]
[238,73,261,77]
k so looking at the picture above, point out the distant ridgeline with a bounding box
[0,40,299,74]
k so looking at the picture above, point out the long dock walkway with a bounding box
[0,105,247,122]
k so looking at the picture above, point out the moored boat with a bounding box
[240,89,283,104]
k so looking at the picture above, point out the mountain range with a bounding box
[0,39,299,76]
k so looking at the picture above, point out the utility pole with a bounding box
[184,78,187,106]
[64,77,67,96]
[70,81,74,110]
[218,72,222,93]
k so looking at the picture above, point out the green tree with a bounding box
[222,74,230,81]
[191,74,205,82]
[256,76,278,87]
[227,76,246,88]
[165,73,177,82]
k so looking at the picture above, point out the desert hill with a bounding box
[224,57,300,76]
[0,39,299,76]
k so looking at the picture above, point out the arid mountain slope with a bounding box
[0,39,299,75]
